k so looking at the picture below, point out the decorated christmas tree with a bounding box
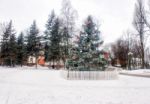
[66,15,108,71]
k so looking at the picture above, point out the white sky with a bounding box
[0,0,136,44]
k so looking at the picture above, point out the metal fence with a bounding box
[61,70,118,80]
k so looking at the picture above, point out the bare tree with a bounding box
[111,30,145,69]
[60,0,78,66]
[133,0,147,68]
[61,0,77,36]
[111,37,129,68]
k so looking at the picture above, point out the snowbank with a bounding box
[121,69,150,74]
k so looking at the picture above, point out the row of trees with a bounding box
[111,0,150,69]
[0,20,40,66]
[0,0,101,68]
[0,0,77,67]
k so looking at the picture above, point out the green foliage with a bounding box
[0,20,17,66]
[8,33,17,58]
[44,11,56,61]
[16,32,26,66]
[45,10,56,40]
[49,18,61,59]
[26,20,40,55]
[80,15,102,51]
[44,10,62,63]
[66,15,107,71]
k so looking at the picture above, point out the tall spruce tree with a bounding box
[8,32,17,67]
[0,20,17,66]
[45,12,62,68]
[44,10,56,62]
[79,15,104,70]
[80,15,102,51]
[45,10,56,38]
[50,18,61,68]
[17,32,26,66]
[44,42,49,61]
[26,20,39,55]
[26,20,40,68]
[66,15,105,71]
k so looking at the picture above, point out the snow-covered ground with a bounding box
[0,66,150,104]
[121,69,150,76]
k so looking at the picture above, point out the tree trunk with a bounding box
[141,40,145,68]
[36,55,38,69]
[53,57,55,69]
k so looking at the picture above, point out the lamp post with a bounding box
[128,52,133,70]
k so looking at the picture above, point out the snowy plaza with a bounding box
[0,0,150,103]
[0,66,150,104]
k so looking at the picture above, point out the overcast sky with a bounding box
[0,0,136,44]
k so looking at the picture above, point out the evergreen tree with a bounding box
[26,20,39,56]
[80,15,102,51]
[45,13,62,68]
[0,20,17,66]
[45,10,56,39]
[26,20,40,68]
[78,15,104,70]
[17,32,26,66]
[8,32,17,67]
[66,15,106,71]
[44,42,49,61]
[44,10,56,62]
[50,18,61,61]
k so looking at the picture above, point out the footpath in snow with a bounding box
[0,66,150,104]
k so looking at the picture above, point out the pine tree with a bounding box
[0,20,17,66]
[8,33,17,67]
[78,15,104,70]
[45,12,62,68]
[80,15,102,52]
[44,42,49,61]
[26,20,39,56]
[66,15,106,71]
[45,10,56,39]
[17,32,26,66]
[49,18,62,68]
[44,10,56,62]
[26,20,40,68]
